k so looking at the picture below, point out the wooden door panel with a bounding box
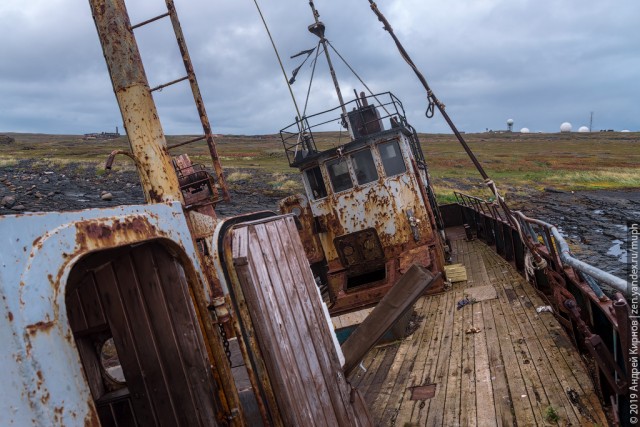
[93,261,158,425]
[68,241,219,427]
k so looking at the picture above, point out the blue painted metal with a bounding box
[0,202,206,426]
[582,272,607,300]
[547,225,628,296]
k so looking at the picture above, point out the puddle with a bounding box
[606,240,627,263]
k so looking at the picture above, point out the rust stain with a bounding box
[26,320,55,335]
[84,223,113,240]
[25,338,32,357]
[279,195,324,264]
[84,407,100,427]
[75,216,162,251]
[40,391,50,405]
[7,311,13,321]
[53,406,63,424]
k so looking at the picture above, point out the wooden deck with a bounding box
[349,228,608,426]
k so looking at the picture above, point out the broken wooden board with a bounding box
[341,265,439,377]
[332,306,412,345]
[464,284,497,303]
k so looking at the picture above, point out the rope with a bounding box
[366,0,544,264]
[251,0,303,124]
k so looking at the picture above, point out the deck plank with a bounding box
[482,255,547,423]
[429,286,464,426]
[472,303,496,425]
[504,268,609,425]
[373,297,433,425]
[400,291,451,424]
[481,291,514,426]
[353,232,608,426]
[394,291,443,422]
[487,259,578,425]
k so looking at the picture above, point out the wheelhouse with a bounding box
[280,92,447,314]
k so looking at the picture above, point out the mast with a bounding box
[88,0,182,204]
[307,1,353,137]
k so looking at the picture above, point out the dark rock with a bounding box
[1,195,16,208]
[544,187,565,194]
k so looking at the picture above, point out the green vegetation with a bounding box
[421,131,640,202]
[1,131,638,204]
[544,405,560,423]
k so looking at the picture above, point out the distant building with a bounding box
[83,126,121,140]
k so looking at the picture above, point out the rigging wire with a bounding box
[302,41,323,117]
[251,0,302,124]
[325,40,391,117]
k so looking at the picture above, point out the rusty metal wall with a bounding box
[304,131,436,265]
[0,202,216,426]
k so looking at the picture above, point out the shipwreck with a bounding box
[0,0,634,426]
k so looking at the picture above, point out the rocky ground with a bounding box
[0,159,284,217]
[1,159,635,282]
[514,188,639,281]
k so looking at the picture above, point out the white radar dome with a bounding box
[560,122,572,132]
[520,128,530,133]
[507,119,514,125]
[621,130,631,133]
[578,126,589,133]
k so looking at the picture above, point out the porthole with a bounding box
[100,337,126,384]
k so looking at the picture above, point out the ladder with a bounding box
[130,0,230,203]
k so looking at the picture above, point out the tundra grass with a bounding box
[1,132,638,202]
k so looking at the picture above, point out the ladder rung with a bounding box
[167,135,207,150]
[131,12,170,30]
[150,75,189,92]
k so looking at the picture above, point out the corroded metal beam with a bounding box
[88,0,182,204]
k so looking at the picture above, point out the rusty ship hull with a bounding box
[0,0,634,426]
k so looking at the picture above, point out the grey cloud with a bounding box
[0,0,638,135]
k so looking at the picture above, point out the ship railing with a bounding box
[453,191,629,298]
[453,192,633,414]
[280,92,411,167]
[513,212,629,297]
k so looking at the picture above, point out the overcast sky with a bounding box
[0,0,638,135]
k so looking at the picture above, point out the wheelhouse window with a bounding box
[326,158,354,193]
[304,166,327,200]
[351,149,379,185]
[379,140,406,177]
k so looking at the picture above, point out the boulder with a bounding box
[1,195,16,208]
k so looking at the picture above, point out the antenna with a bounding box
[589,111,593,132]
[308,1,352,137]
